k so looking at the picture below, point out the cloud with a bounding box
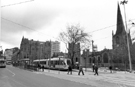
[19,8,60,30]
[1,29,22,46]
[2,7,60,33]
[1,5,61,46]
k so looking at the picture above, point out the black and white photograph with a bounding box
[0,0,135,87]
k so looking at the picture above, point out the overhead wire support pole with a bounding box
[121,0,132,72]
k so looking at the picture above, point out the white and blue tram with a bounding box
[33,57,71,70]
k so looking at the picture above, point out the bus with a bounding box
[33,57,71,70]
[0,57,6,68]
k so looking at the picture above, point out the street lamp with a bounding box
[39,43,43,65]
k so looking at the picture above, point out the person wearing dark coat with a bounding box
[67,64,72,75]
[94,65,98,75]
[78,65,84,75]
[92,63,95,72]
[42,65,44,72]
[37,63,41,71]
[109,65,112,73]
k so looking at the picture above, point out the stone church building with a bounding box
[112,3,135,69]
[81,3,135,70]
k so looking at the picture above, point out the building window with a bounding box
[76,57,78,62]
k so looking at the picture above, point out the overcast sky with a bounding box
[1,0,135,52]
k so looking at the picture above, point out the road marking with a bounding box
[6,68,15,77]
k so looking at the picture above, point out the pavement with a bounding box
[34,68,135,87]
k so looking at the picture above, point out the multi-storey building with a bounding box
[19,37,61,63]
[4,47,19,64]
[4,49,13,63]
[51,41,60,57]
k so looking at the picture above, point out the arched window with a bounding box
[76,57,78,62]
[103,53,108,63]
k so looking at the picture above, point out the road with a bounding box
[0,65,94,87]
[0,65,134,87]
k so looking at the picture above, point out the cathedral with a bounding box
[112,3,135,69]
[77,3,135,70]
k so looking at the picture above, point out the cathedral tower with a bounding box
[112,3,132,66]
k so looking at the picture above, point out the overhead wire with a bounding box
[1,17,135,42]
[88,18,135,34]
[1,0,135,42]
[88,25,115,34]
[93,36,112,41]
[1,0,34,7]
[1,17,61,42]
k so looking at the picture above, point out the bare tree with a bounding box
[59,24,91,67]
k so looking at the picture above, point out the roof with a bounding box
[33,57,71,62]
[115,3,126,36]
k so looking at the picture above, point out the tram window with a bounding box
[55,61,57,65]
[67,60,71,65]
[59,60,64,65]
[43,61,46,64]
[0,61,4,63]
[54,61,56,65]
[59,61,61,65]
[51,61,53,65]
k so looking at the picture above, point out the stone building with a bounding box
[4,48,13,63]
[4,47,19,64]
[81,49,90,67]
[112,3,135,69]
[81,48,111,68]
[51,41,60,57]
[11,48,20,63]
[19,37,51,63]
[80,3,135,69]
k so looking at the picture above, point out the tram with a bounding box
[0,57,6,68]
[33,57,71,70]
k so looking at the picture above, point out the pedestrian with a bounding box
[37,63,41,71]
[78,64,84,75]
[94,65,98,75]
[42,65,44,72]
[109,65,112,73]
[67,64,72,75]
[92,63,95,72]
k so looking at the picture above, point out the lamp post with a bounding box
[39,43,43,67]
[121,0,132,72]
[58,56,60,74]
[121,0,135,72]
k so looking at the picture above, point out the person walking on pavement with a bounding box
[38,63,41,71]
[109,65,112,73]
[78,64,84,75]
[92,63,95,72]
[37,63,40,71]
[67,64,72,75]
[94,65,98,75]
[42,65,44,72]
